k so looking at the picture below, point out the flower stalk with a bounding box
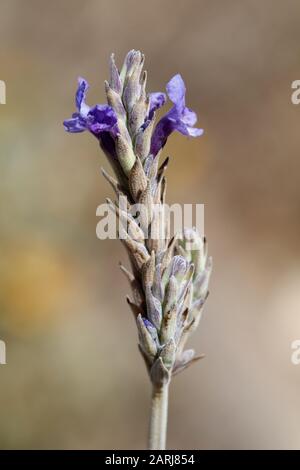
[63,50,212,449]
[149,381,170,450]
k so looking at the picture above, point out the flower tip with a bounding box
[194,128,204,137]
[166,73,186,105]
[172,73,183,81]
[167,73,185,88]
[77,76,88,87]
[63,120,72,132]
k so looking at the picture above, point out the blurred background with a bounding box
[0,0,300,449]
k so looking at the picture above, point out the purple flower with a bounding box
[63,77,118,138]
[150,74,203,156]
[148,92,166,120]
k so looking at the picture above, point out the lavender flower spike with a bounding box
[63,77,118,138]
[63,51,211,450]
[151,74,204,156]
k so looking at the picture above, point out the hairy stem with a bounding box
[148,381,170,450]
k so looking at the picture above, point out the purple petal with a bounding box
[148,92,166,119]
[63,113,87,133]
[181,107,197,127]
[186,127,204,137]
[87,104,118,135]
[76,77,90,117]
[175,118,203,137]
[166,74,186,111]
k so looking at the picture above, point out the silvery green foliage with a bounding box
[98,51,212,387]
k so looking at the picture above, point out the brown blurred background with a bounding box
[0,0,300,449]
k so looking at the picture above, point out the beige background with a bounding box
[0,0,300,449]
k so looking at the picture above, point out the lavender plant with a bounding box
[64,50,212,450]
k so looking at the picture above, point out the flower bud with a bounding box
[115,134,136,175]
[105,81,126,120]
[137,314,157,360]
[109,53,122,94]
[160,339,176,370]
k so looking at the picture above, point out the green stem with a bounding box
[148,381,170,450]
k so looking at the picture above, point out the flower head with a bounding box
[150,74,203,156]
[63,51,211,392]
[63,77,118,138]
